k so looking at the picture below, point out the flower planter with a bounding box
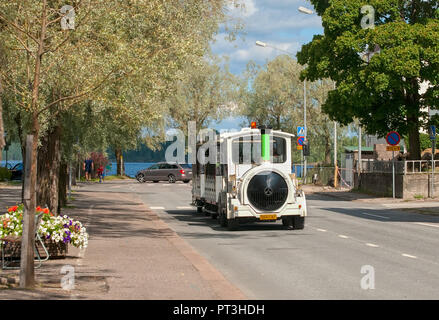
[1,205,88,260]
[36,239,68,259]
[0,240,68,262]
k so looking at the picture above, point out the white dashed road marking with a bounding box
[316,228,327,232]
[366,243,380,248]
[150,206,165,210]
[338,235,349,239]
[402,254,417,259]
[176,206,193,209]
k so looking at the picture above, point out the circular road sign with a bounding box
[297,136,305,146]
[386,131,401,146]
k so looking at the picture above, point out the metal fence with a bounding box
[360,159,405,174]
[360,159,438,175]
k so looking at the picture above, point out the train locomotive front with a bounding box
[192,125,307,231]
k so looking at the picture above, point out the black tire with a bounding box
[211,213,218,219]
[168,174,176,183]
[219,213,227,227]
[153,181,159,183]
[282,217,294,230]
[183,180,190,183]
[197,206,203,213]
[227,218,239,231]
[293,216,305,230]
[136,173,146,183]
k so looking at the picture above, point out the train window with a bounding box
[232,136,286,164]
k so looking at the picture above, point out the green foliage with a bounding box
[404,132,439,152]
[0,0,241,163]
[297,0,439,159]
[238,55,340,164]
[164,56,239,135]
[0,167,11,181]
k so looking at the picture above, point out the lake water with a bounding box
[1,160,155,178]
[106,162,155,177]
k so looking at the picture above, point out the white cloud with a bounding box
[228,0,258,17]
[213,0,323,74]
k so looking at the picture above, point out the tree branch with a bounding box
[38,69,117,116]
[0,12,39,44]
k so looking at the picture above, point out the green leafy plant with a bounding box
[0,167,11,181]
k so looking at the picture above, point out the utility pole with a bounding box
[358,125,362,186]
[303,79,307,182]
[334,121,338,188]
[333,82,338,188]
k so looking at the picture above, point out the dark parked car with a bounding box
[136,162,192,183]
[7,162,23,181]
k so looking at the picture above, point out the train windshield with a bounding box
[232,136,287,164]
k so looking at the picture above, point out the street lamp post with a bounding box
[255,40,307,180]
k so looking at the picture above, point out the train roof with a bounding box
[218,127,295,141]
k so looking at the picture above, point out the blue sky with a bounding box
[212,0,323,75]
[211,0,323,130]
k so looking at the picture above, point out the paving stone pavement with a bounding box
[0,182,245,299]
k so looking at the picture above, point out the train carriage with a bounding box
[192,124,307,231]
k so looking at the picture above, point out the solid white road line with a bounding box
[402,253,417,259]
[365,243,380,248]
[414,222,439,229]
[359,212,390,219]
[176,206,192,209]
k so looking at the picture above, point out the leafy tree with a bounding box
[165,56,238,134]
[239,55,337,164]
[240,55,303,131]
[297,0,439,160]
[0,0,238,215]
[308,79,337,164]
[0,76,4,163]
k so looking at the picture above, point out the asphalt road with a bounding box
[113,180,439,299]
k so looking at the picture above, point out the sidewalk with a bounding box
[0,182,245,299]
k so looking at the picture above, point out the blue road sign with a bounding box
[429,125,436,140]
[386,131,400,146]
[297,126,306,136]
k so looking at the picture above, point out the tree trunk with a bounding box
[71,165,77,186]
[324,139,331,165]
[408,121,421,160]
[406,79,421,160]
[58,161,68,214]
[115,148,124,176]
[0,77,4,162]
[37,125,61,214]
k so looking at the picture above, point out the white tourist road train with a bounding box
[191,124,307,231]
